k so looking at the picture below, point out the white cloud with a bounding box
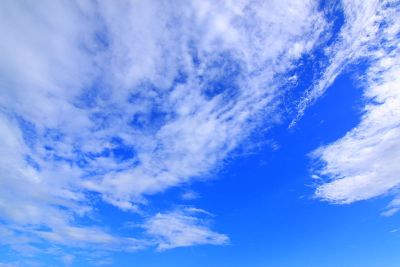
[143,208,228,251]
[81,0,327,207]
[0,0,328,256]
[311,1,400,212]
[292,0,385,127]
[0,2,397,264]
[181,190,200,200]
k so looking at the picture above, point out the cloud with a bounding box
[81,0,327,206]
[311,1,400,212]
[143,208,228,251]
[0,0,329,257]
[181,190,200,200]
[291,0,385,127]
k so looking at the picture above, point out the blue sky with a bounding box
[1,0,400,266]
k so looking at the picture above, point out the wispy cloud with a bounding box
[311,1,400,212]
[291,0,385,127]
[0,0,327,259]
[143,207,228,251]
[181,190,200,200]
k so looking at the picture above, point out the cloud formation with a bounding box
[0,0,327,258]
[143,208,228,251]
[311,1,400,212]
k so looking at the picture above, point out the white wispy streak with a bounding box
[292,0,383,126]
[143,208,228,251]
[0,0,327,256]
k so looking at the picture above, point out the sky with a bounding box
[0,0,400,266]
